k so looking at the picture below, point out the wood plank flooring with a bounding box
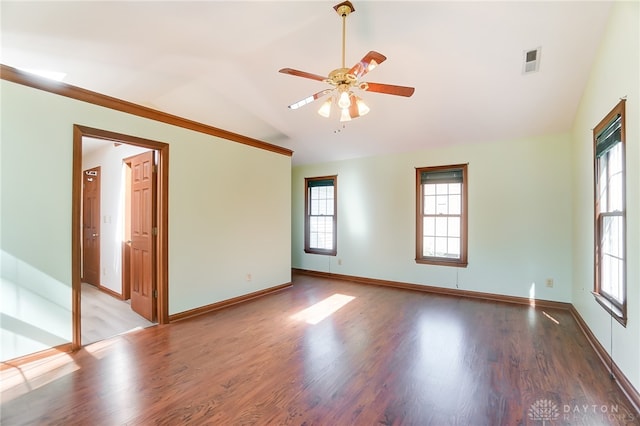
[2,273,638,425]
[81,282,155,345]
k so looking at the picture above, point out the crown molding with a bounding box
[0,64,293,157]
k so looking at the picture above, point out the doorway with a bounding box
[80,146,155,344]
[72,125,169,350]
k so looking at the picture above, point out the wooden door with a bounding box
[130,151,156,321]
[82,167,101,286]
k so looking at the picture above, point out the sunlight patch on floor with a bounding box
[84,336,124,359]
[0,352,79,402]
[529,282,536,307]
[290,293,355,325]
[542,311,560,325]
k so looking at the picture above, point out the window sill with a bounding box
[592,292,627,327]
[304,249,337,256]
[415,258,467,268]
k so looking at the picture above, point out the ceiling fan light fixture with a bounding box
[318,99,332,118]
[338,90,351,109]
[356,97,370,116]
[340,108,352,122]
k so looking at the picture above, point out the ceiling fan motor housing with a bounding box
[327,68,358,88]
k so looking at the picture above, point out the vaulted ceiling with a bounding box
[1,1,612,165]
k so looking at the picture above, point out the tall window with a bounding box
[593,100,626,326]
[416,164,468,267]
[305,176,337,256]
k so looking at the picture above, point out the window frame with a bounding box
[415,164,468,267]
[304,175,337,256]
[593,99,627,326]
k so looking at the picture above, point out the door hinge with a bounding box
[153,289,158,298]
[153,165,158,174]
[153,227,158,236]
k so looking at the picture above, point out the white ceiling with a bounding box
[1,1,612,165]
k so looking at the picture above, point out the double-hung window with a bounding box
[305,176,337,256]
[593,100,627,325]
[416,164,468,266]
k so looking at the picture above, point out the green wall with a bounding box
[293,132,573,303]
[1,80,291,360]
[570,0,640,394]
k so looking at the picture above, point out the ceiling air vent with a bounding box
[523,47,541,74]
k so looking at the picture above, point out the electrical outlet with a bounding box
[545,278,554,288]
[337,258,342,265]
[246,273,252,282]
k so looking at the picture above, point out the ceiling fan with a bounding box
[279,1,415,122]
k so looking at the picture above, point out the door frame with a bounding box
[72,125,170,350]
[122,159,133,301]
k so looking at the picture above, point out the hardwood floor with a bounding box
[2,273,638,425]
[81,282,155,345]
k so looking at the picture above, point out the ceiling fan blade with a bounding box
[364,82,415,97]
[348,94,360,119]
[348,51,387,79]
[279,68,327,82]
[287,89,333,110]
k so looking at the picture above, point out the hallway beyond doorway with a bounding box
[81,282,155,345]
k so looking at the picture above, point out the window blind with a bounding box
[421,169,463,184]
[307,178,334,187]
[596,114,622,158]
